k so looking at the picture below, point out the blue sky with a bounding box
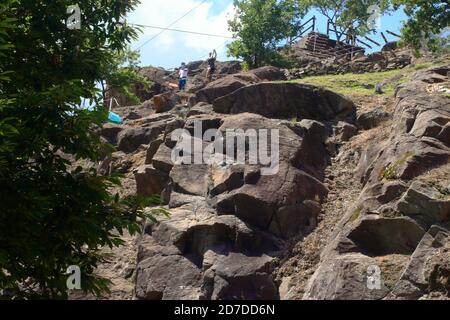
[127,0,410,69]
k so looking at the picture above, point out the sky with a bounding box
[127,0,410,69]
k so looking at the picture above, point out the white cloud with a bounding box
[128,0,235,59]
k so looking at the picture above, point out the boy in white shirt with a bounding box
[178,62,188,91]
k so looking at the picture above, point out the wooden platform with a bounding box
[295,32,365,58]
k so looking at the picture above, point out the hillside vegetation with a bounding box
[284,58,449,96]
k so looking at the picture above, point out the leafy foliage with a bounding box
[102,47,151,105]
[0,0,165,299]
[305,0,391,40]
[227,0,308,68]
[392,0,450,52]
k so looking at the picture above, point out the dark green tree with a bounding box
[227,0,308,68]
[101,47,151,105]
[0,0,165,299]
[392,0,449,52]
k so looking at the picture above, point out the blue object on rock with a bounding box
[108,111,122,124]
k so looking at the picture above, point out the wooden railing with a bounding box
[290,16,317,43]
[287,18,403,59]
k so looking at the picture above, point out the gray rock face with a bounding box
[397,181,450,226]
[134,165,169,197]
[303,66,450,300]
[304,253,392,300]
[213,82,356,122]
[202,252,278,300]
[382,41,398,52]
[151,92,181,113]
[100,123,124,145]
[356,108,390,130]
[170,164,210,196]
[187,102,214,117]
[213,114,328,239]
[135,236,203,300]
[388,226,449,300]
[135,205,283,300]
[100,60,450,301]
[334,121,358,142]
[347,216,425,256]
[152,144,174,174]
[195,66,287,104]
[134,82,337,299]
[117,124,164,153]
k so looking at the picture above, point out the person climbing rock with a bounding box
[178,62,188,91]
[206,49,217,82]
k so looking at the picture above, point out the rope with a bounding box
[132,24,234,40]
[136,0,209,50]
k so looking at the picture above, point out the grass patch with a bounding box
[350,206,363,222]
[379,151,416,181]
[412,63,432,70]
[285,69,408,95]
[281,61,446,96]
[379,165,398,181]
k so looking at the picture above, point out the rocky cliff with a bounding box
[90,61,449,300]
[300,66,450,300]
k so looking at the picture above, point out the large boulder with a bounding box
[216,61,242,75]
[246,66,287,81]
[113,104,155,122]
[117,115,179,153]
[211,114,329,239]
[388,226,450,299]
[195,66,286,104]
[347,216,426,256]
[396,181,450,226]
[152,144,174,174]
[170,164,209,196]
[202,252,278,300]
[303,253,394,300]
[134,165,169,197]
[334,121,358,142]
[151,92,181,113]
[135,236,203,300]
[100,123,124,145]
[382,41,398,52]
[135,206,283,300]
[213,82,356,121]
[117,125,164,153]
[356,107,390,130]
[183,61,243,93]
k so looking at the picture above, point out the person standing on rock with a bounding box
[178,62,188,91]
[206,50,217,82]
